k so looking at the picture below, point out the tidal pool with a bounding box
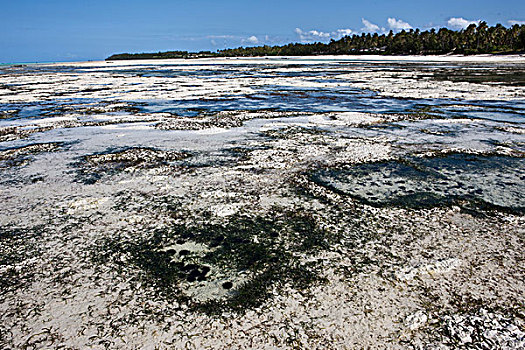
[312,153,525,213]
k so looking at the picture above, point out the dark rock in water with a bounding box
[187,275,197,282]
[169,261,183,268]
[182,263,198,271]
[188,269,200,280]
[222,281,233,290]
[179,249,190,256]
[30,176,45,183]
[201,266,211,276]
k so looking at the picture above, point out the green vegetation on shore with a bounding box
[107,22,525,60]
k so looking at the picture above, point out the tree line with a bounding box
[107,22,525,60]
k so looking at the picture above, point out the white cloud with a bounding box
[387,18,412,31]
[295,27,352,42]
[245,35,259,44]
[447,17,480,30]
[206,35,237,40]
[335,29,353,36]
[508,20,525,26]
[361,18,381,32]
[162,33,280,48]
[295,28,329,41]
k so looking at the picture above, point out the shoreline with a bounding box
[38,54,525,67]
[3,54,524,67]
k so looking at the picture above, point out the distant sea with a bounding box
[0,62,35,66]
[0,61,64,66]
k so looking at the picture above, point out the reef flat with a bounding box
[0,56,524,349]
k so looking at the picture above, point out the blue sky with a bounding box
[1,0,524,63]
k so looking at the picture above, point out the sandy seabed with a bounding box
[0,55,524,349]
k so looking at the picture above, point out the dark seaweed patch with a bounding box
[0,142,63,168]
[312,153,525,214]
[91,211,328,314]
[0,225,45,295]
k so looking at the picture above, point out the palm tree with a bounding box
[476,21,488,51]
